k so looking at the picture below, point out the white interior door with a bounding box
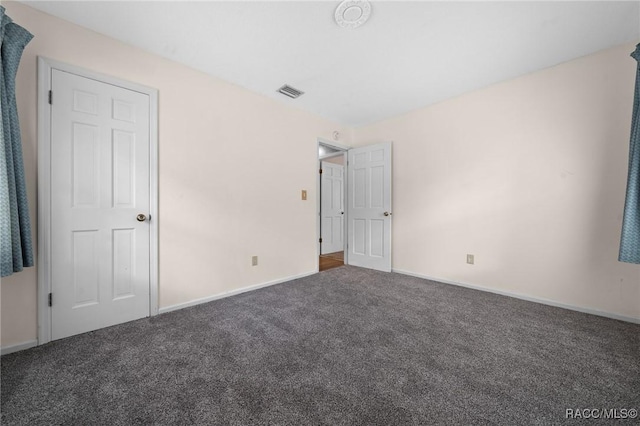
[347,142,392,272]
[320,161,344,254]
[50,69,151,340]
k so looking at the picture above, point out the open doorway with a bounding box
[318,141,347,271]
[317,140,393,273]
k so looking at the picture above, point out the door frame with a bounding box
[36,57,159,345]
[316,137,350,270]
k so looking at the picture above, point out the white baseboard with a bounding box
[392,269,640,325]
[1,339,38,356]
[158,271,317,315]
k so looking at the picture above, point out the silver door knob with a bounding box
[136,214,147,222]
[384,211,392,217]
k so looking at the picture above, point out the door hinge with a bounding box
[319,168,323,174]
[319,237,323,243]
[48,293,52,307]
[48,90,52,105]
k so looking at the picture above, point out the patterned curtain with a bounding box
[619,44,640,264]
[0,6,34,277]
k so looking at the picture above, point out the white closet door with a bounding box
[51,69,151,340]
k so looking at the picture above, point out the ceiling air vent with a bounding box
[277,84,304,99]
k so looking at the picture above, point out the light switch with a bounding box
[301,190,307,201]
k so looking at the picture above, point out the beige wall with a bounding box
[353,42,640,320]
[3,2,639,349]
[1,2,350,347]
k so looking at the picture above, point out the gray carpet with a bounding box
[1,266,639,425]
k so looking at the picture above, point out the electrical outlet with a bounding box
[301,190,307,201]
[252,256,258,266]
[466,254,475,265]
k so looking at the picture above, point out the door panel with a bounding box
[72,230,99,306]
[112,228,135,299]
[51,69,150,340]
[320,161,344,254]
[347,142,392,272]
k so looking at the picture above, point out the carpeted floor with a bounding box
[2,266,639,425]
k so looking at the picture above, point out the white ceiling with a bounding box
[23,1,640,127]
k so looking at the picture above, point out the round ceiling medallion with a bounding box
[335,0,371,29]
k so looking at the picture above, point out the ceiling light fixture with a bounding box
[335,0,371,29]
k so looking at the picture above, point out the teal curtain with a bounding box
[619,44,640,264]
[0,6,34,277]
